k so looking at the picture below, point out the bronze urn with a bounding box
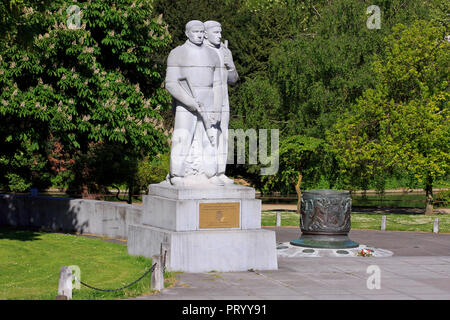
[290,189,359,249]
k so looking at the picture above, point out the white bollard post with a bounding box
[151,255,164,291]
[381,216,386,231]
[57,266,72,300]
[276,212,281,227]
[433,218,439,234]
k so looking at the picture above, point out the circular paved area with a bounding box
[268,227,450,257]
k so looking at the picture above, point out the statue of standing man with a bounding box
[204,20,239,185]
[164,20,224,187]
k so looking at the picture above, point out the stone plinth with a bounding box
[127,182,278,272]
[141,182,261,231]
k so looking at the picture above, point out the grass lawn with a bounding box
[0,227,175,300]
[261,211,450,233]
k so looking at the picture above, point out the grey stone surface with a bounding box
[57,266,73,300]
[142,184,261,231]
[434,218,439,233]
[69,227,450,300]
[130,182,277,272]
[267,227,450,257]
[149,182,255,200]
[127,224,278,272]
[276,212,281,227]
[151,255,165,291]
[132,256,450,300]
[0,194,142,239]
[128,228,450,300]
[142,194,198,231]
[276,242,393,258]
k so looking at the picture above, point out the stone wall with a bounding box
[0,194,142,239]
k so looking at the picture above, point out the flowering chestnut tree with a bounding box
[0,0,172,193]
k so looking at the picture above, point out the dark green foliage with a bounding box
[1,0,447,195]
[327,20,449,204]
[154,0,445,193]
[435,190,450,208]
[262,0,435,138]
[153,0,319,76]
[232,0,441,191]
[229,76,282,131]
[261,135,323,194]
[135,152,170,191]
[0,0,171,192]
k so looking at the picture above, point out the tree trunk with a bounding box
[295,172,303,215]
[82,184,89,199]
[425,176,434,216]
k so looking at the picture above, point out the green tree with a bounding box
[230,76,283,131]
[328,20,449,215]
[135,152,170,191]
[261,135,323,213]
[231,0,438,191]
[0,0,172,196]
[1,0,55,47]
[265,0,434,138]
[153,0,318,77]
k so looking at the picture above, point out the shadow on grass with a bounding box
[0,194,89,238]
[0,226,43,241]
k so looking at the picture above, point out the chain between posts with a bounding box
[75,263,157,292]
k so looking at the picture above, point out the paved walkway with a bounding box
[133,228,450,300]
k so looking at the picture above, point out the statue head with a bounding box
[204,20,222,47]
[185,20,205,46]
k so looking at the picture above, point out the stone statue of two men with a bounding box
[164,20,238,187]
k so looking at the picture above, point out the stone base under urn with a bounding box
[290,234,359,249]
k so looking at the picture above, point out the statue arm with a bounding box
[165,70,199,113]
[227,68,239,86]
[165,51,199,112]
[224,48,239,85]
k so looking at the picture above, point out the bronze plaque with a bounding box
[199,202,240,229]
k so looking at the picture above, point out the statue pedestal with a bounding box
[127,182,278,272]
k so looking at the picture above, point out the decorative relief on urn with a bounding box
[300,196,352,234]
[291,189,359,249]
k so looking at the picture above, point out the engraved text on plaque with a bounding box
[199,202,240,229]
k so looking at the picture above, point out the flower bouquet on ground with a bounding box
[356,248,374,257]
